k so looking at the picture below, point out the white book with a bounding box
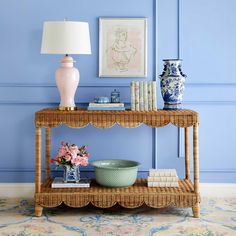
[147,182,179,187]
[152,81,157,111]
[130,81,135,111]
[148,81,153,111]
[149,169,177,177]
[52,177,90,188]
[135,81,140,111]
[89,103,124,107]
[139,81,144,111]
[143,81,148,111]
[148,176,179,182]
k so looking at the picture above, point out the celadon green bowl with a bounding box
[91,159,140,187]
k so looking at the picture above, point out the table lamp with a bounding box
[41,21,91,110]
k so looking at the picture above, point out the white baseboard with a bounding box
[0,183,34,198]
[199,183,236,198]
[0,183,235,198]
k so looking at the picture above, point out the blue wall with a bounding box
[0,0,235,183]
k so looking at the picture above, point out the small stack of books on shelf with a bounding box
[87,103,125,111]
[52,177,91,188]
[147,169,179,187]
[130,81,157,111]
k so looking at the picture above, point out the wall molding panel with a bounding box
[2,167,235,173]
[1,86,235,104]
[0,0,235,183]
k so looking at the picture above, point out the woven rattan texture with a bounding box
[35,179,199,209]
[35,108,199,128]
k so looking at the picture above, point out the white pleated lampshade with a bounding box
[41,21,91,54]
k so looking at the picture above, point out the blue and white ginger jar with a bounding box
[159,59,187,110]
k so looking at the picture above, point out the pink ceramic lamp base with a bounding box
[55,55,80,111]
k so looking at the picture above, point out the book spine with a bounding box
[135,81,140,111]
[143,81,148,111]
[148,176,178,182]
[89,103,124,107]
[149,169,177,177]
[139,81,144,111]
[148,182,179,187]
[130,81,135,111]
[148,81,153,111]
[88,107,125,111]
[149,172,177,177]
[152,81,157,111]
[52,184,90,188]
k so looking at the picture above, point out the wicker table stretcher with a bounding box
[34,108,200,217]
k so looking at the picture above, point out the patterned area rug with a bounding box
[0,198,235,236]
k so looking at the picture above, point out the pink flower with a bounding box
[64,154,72,162]
[71,151,77,160]
[51,142,90,167]
[58,147,67,157]
[80,157,88,166]
[69,145,79,153]
[71,156,88,166]
[51,156,62,165]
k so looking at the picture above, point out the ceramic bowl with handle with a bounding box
[91,159,140,187]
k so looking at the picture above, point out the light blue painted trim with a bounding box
[0,168,151,172]
[0,101,131,105]
[185,83,236,87]
[177,0,181,59]
[153,0,158,168]
[183,101,236,105]
[1,100,236,105]
[0,82,131,88]
[153,128,157,168]
[0,101,60,105]
[1,168,235,173]
[178,127,184,158]
[1,82,236,88]
[191,169,236,173]
[154,0,158,80]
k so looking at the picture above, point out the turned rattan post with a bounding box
[192,123,200,218]
[185,127,190,180]
[45,128,51,179]
[35,127,43,217]
[35,127,41,193]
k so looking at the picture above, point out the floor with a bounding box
[0,197,235,236]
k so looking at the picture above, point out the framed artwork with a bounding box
[99,18,147,77]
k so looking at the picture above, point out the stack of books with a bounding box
[87,103,125,111]
[52,177,91,188]
[147,169,179,187]
[130,81,157,111]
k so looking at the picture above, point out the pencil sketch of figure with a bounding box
[110,28,137,72]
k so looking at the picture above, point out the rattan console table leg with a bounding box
[192,123,200,218]
[45,128,51,179]
[185,127,190,180]
[35,127,43,217]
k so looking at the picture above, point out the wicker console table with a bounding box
[34,108,200,217]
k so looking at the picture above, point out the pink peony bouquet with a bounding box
[51,141,89,167]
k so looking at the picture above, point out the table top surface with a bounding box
[35,108,199,128]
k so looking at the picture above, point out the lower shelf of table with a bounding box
[35,178,200,209]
